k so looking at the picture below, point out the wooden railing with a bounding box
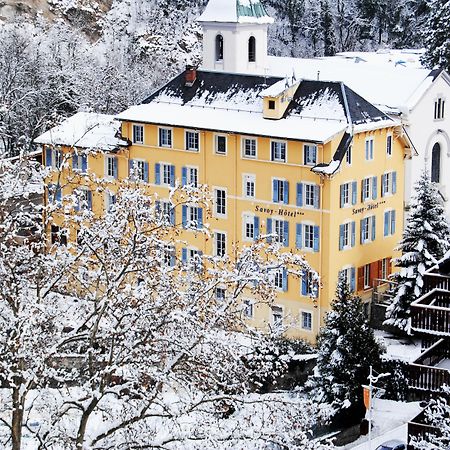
[410,289,450,335]
[423,273,450,294]
[407,410,440,450]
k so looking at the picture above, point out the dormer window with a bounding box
[215,34,224,61]
[268,100,275,110]
[248,36,256,62]
[434,97,445,120]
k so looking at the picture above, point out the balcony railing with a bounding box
[407,409,440,450]
[410,289,450,336]
[423,273,450,294]
[409,338,450,393]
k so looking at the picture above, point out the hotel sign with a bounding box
[352,200,386,215]
[255,205,304,218]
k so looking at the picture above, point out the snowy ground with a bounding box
[339,399,422,450]
[374,329,423,362]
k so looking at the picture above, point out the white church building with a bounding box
[197,0,450,221]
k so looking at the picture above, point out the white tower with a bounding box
[197,0,273,75]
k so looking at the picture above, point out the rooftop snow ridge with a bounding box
[197,0,273,24]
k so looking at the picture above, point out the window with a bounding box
[296,223,320,252]
[434,97,445,120]
[185,130,199,151]
[304,224,314,250]
[182,205,203,229]
[214,232,226,257]
[384,210,396,237]
[381,258,389,280]
[360,216,376,243]
[162,164,172,185]
[268,100,275,110]
[243,299,253,318]
[215,34,224,61]
[159,128,172,148]
[181,166,198,187]
[361,176,378,202]
[51,225,67,246]
[339,221,355,250]
[340,267,356,292]
[274,219,285,244]
[243,138,257,158]
[272,306,283,329]
[271,141,286,162]
[386,135,392,156]
[157,200,175,225]
[273,270,283,290]
[267,218,289,247]
[214,188,226,216]
[105,191,116,212]
[431,143,441,183]
[365,138,374,161]
[215,135,227,155]
[304,184,316,207]
[248,36,256,62]
[155,163,175,187]
[215,287,226,301]
[340,181,357,207]
[298,183,320,209]
[346,146,352,165]
[163,245,175,267]
[76,189,92,211]
[132,124,144,144]
[106,155,118,179]
[362,178,371,202]
[364,264,371,289]
[304,144,317,165]
[182,248,203,271]
[301,311,312,331]
[272,179,289,204]
[381,171,397,196]
[243,214,259,241]
[301,271,317,297]
[45,147,63,169]
[243,174,255,198]
[129,160,148,182]
[72,153,88,174]
[47,183,62,204]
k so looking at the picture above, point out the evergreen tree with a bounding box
[307,274,383,415]
[421,0,450,71]
[321,0,336,56]
[385,172,450,331]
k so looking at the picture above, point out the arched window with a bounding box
[431,142,441,183]
[215,34,224,61]
[248,36,256,62]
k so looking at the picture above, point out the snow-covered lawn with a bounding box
[374,329,423,362]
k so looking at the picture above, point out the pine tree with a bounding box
[321,0,336,56]
[307,274,384,415]
[421,0,450,71]
[385,172,450,332]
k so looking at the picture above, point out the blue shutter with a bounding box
[381,174,386,197]
[181,167,187,186]
[301,273,308,296]
[113,158,118,179]
[155,200,161,213]
[283,221,289,247]
[55,184,62,203]
[72,154,78,171]
[155,163,161,185]
[182,248,187,264]
[87,190,92,211]
[273,180,278,203]
[182,205,187,228]
[296,224,303,249]
[372,176,377,200]
[339,224,344,250]
[391,210,396,235]
[45,147,52,167]
[372,216,376,241]
[283,180,289,204]
[197,208,203,229]
[296,183,303,207]
[266,218,272,243]
[352,181,357,205]
[144,162,149,182]
[313,226,320,252]
[360,219,365,244]
[129,160,134,179]
[350,267,356,292]
[365,140,369,160]
[170,253,176,267]
[392,171,397,194]
[170,165,175,187]
[282,268,288,292]
[314,185,320,209]
[384,211,389,237]
[351,221,356,247]
[81,155,88,173]
[170,207,175,225]
[340,185,344,208]
[254,216,260,239]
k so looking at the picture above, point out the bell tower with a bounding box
[197,0,273,75]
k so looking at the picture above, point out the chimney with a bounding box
[185,65,197,87]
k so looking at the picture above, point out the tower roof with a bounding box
[198,0,273,24]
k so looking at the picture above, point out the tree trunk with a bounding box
[76,398,99,449]
[11,386,24,450]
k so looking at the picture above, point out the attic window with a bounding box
[268,100,275,110]
[434,97,445,120]
[248,36,256,62]
[215,35,224,62]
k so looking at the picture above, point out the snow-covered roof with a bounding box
[267,55,434,113]
[335,49,425,69]
[34,112,129,151]
[197,0,273,24]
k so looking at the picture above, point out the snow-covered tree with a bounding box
[421,0,450,71]
[385,172,450,332]
[307,274,384,417]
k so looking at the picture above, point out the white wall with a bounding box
[403,74,450,221]
[201,22,269,75]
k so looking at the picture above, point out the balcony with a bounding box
[409,338,450,393]
[423,273,450,293]
[410,289,450,336]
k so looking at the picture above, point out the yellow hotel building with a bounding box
[36,0,412,340]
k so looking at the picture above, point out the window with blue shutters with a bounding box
[296,183,303,207]
[273,269,285,291]
[304,224,314,250]
[273,179,288,204]
[159,201,175,225]
[384,210,396,237]
[183,206,203,230]
[340,182,357,207]
[272,219,289,246]
[361,216,376,243]
[304,183,319,208]
[106,155,118,179]
[129,160,149,182]
[381,171,397,196]
[48,184,62,205]
[340,267,356,292]
[106,191,116,212]
[158,163,175,186]
[72,153,88,174]
[339,221,355,250]
[45,147,53,167]
[296,223,302,249]
[75,189,92,211]
[301,271,317,297]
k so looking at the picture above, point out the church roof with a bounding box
[197,0,273,24]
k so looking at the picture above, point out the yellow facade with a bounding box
[44,119,405,341]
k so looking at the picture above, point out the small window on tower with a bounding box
[268,100,275,110]
[248,36,256,62]
[215,34,224,61]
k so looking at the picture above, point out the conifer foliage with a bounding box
[421,0,450,71]
[385,172,450,331]
[307,274,383,415]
